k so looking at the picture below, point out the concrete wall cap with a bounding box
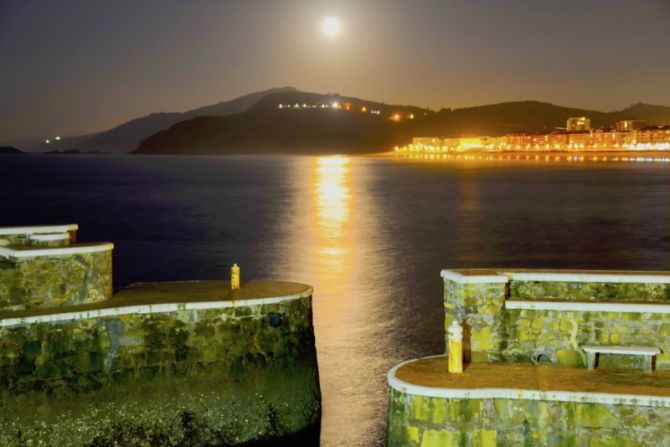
[387,355,670,408]
[0,224,78,235]
[0,243,113,259]
[29,233,69,241]
[440,269,509,284]
[0,288,313,328]
[506,272,670,284]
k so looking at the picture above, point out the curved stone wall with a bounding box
[388,388,670,447]
[0,281,320,446]
[387,269,670,446]
[387,358,670,447]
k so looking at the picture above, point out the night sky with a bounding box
[2,0,670,142]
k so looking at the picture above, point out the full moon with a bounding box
[322,17,341,38]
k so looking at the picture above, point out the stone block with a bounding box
[656,353,670,370]
[588,435,641,447]
[467,429,497,447]
[493,399,526,428]
[421,429,462,447]
[407,425,420,444]
[430,398,447,425]
[576,404,621,429]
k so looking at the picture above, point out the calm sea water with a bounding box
[2,154,670,446]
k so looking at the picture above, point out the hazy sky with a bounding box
[2,0,670,142]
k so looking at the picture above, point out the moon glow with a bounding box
[322,17,341,38]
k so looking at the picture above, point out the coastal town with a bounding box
[398,117,670,153]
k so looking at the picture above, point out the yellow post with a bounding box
[448,320,463,373]
[231,263,240,290]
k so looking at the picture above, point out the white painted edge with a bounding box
[387,356,670,408]
[506,272,670,284]
[0,287,313,328]
[29,233,69,241]
[582,346,660,356]
[505,299,670,314]
[0,243,113,258]
[440,270,508,284]
[0,224,78,235]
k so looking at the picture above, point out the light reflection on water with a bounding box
[274,156,398,445]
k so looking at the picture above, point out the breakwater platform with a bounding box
[0,225,320,446]
[387,268,670,447]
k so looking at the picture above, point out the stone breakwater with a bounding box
[0,225,320,446]
[387,269,670,447]
[388,386,670,447]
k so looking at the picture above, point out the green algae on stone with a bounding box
[0,250,112,310]
[509,281,670,303]
[0,291,320,446]
[443,275,670,370]
[387,388,668,447]
[0,362,319,447]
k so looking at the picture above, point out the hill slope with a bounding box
[134,93,670,155]
[0,146,23,154]
[28,87,297,154]
[135,90,426,154]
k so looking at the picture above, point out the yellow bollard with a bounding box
[448,320,464,373]
[231,263,240,290]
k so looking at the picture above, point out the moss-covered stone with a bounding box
[557,349,584,367]
[510,281,670,303]
[444,275,670,371]
[387,389,668,447]
[444,281,507,363]
[0,250,112,310]
[421,429,462,447]
[0,294,320,446]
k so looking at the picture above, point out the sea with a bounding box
[2,153,670,446]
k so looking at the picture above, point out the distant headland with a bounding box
[0,146,23,154]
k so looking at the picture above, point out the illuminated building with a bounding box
[615,120,646,132]
[566,117,591,132]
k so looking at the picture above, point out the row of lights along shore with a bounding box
[396,153,670,163]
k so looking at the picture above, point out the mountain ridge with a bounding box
[133,91,670,155]
[13,87,670,155]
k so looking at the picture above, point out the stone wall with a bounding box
[510,280,670,302]
[443,278,507,364]
[443,270,670,369]
[0,247,112,310]
[0,294,320,446]
[387,389,670,447]
[0,224,77,247]
[504,308,670,369]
